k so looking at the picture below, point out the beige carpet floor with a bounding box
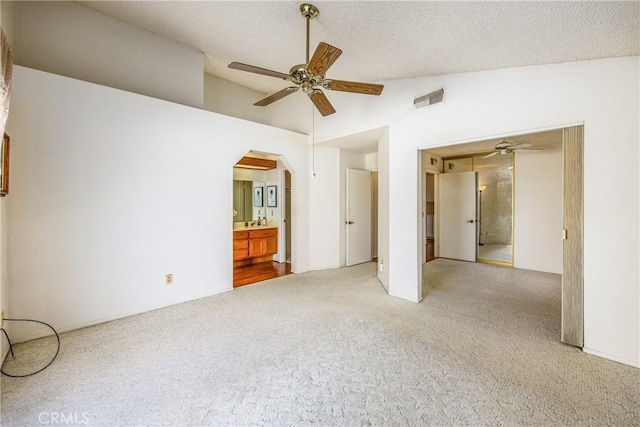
[1,259,638,426]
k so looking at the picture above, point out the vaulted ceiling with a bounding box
[80,1,639,95]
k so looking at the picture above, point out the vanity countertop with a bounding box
[234,222,278,231]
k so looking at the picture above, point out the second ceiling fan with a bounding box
[482,140,542,158]
[228,3,384,117]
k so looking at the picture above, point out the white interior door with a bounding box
[346,168,372,266]
[438,171,477,262]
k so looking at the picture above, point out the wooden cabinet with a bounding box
[233,231,249,260]
[248,238,266,257]
[233,228,278,267]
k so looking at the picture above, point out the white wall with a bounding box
[387,57,639,367]
[421,151,444,174]
[14,1,203,108]
[514,143,563,273]
[265,168,281,223]
[339,149,367,266]
[265,84,403,141]
[377,129,390,291]
[6,66,310,342]
[308,146,341,270]
[204,74,266,124]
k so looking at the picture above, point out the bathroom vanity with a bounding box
[233,226,278,267]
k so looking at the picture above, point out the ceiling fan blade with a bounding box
[254,87,299,107]
[307,42,342,76]
[509,142,532,149]
[515,148,543,152]
[482,152,499,159]
[228,62,291,80]
[326,79,384,95]
[308,90,336,116]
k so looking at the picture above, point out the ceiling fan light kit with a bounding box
[228,3,384,117]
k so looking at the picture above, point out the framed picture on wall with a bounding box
[267,185,277,207]
[1,133,9,197]
[253,186,263,207]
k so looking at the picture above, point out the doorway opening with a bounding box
[439,153,515,266]
[232,152,293,287]
[419,125,583,348]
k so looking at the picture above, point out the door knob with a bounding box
[346,221,354,224]
[466,220,474,223]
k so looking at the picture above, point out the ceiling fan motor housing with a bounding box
[495,141,513,149]
[289,65,325,93]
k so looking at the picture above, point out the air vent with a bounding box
[414,88,444,108]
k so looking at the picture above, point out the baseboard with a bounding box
[308,264,341,271]
[8,286,234,344]
[388,290,420,303]
[583,347,640,368]
[1,340,9,369]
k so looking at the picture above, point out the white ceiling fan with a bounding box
[482,140,542,159]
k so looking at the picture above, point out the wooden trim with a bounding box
[236,156,277,170]
[476,259,513,268]
[561,126,584,348]
[233,255,274,268]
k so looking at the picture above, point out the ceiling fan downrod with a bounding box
[300,4,319,64]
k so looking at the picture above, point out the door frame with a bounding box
[277,169,287,263]
[421,170,438,264]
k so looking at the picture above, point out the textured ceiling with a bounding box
[79,1,640,94]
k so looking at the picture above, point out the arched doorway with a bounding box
[232,151,293,287]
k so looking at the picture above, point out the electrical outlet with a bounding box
[379,261,384,272]
[166,274,173,285]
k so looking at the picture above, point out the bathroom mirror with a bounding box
[233,180,265,222]
[474,153,513,265]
